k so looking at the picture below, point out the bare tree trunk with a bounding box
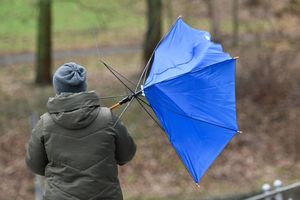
[205,0,221,43]
[35,0,52,85]
[232,0,239,47]
[166,0,174,27]
[143,0,162,66]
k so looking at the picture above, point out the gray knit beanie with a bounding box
[53,62,87,94]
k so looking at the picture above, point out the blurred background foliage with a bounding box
[0,0,299,199]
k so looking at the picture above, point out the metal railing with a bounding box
[244,180,300,200]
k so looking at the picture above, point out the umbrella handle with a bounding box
[109,90,143,110]
[110,103,120,110]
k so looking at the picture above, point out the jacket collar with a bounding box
[47,91,100,113]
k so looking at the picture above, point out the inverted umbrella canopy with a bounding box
[143,18,239,183]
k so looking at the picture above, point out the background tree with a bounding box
[143,0,162,66]
[232,0,239,47]
[205,0,221,42]
[35,0,52,85]
[165,0,174,27]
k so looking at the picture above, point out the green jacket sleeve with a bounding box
[113,115,136,165]
[25,117,48,176]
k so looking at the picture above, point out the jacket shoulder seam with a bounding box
[99,107,113,126]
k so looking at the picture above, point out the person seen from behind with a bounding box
[26,62,136,200]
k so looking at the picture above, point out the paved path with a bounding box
[0,45,141,66]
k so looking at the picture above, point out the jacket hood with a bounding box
[47,91,101,129]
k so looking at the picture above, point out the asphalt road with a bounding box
[0,45,141,66]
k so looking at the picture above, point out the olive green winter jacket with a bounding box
[26,91,136,200]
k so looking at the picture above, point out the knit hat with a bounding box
[53,62,87,94]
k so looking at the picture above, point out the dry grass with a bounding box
[0,46,299,200]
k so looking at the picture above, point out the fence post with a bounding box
[262,183,271,200]
[273,179,283,200]
[30,112,44,200]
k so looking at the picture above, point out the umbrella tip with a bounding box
[233,56,239,59]
[237,130,243,134]
[177,15,182,19]
[196,183,201,189]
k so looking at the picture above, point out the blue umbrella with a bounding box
[142,18,240,184]
[104,17,239,185]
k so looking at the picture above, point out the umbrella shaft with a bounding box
[110,90,142,110]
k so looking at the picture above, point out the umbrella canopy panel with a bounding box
[144,59,238,183]
[143,18,239,183]
[145,18,232,88]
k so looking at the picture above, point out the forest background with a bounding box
[0,0,299,199]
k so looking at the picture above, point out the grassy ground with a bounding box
[1,48,299,199]
[0,0,146,54]
[0,0,275,55]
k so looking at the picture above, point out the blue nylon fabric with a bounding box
[143,18,239,183]
[145,18,231,88]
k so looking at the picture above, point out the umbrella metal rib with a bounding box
[136,96,151,108]
[136,98,164,131]
[101,61,137,87]
[113,97,135,127]
[100,59,135,93]
[100,59,166,131]
[99,94,129,99]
